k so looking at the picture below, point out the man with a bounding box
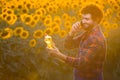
[46,4,106,80]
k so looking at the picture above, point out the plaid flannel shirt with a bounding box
[64,26,106,79]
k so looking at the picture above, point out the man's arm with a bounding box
[64,32,80,49]
[54,35,105,68]
[64,22,82,49]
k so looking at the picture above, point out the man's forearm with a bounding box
[56,52,67,62]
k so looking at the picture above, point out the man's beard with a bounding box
[81,23,94,31]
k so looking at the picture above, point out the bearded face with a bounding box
[81,13,95,31]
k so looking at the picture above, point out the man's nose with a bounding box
[81,19,86,24]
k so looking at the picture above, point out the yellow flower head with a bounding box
[44,16,52,27]
[112,3,119,11]
[44,28,53,35]
[32,14,40,22]
[2,8,14,15]
[24,1,34,9]
[4,14,17,25]
[59,30,67,38]
[24,14,33,25]
[46,5,54,13]
[20,30,29,39]
[51,21,59,28]
[103,32,108,38]
[52,25,60,34]
[53,16,61,25]
[112,23,118,30]
[35,8,43,18]
[33,29,43,38]
[0,27,13,39]
[21,7,29,14]
[20,14,27,22]
[14,26,24,36]
[29,20,37,28]
[8,2,16,10]
[62,13,69,20]
[29,39,37,47]
[64,20,72,29]
[71,16,77,23]
[71,2,79,10]
[17,1,24,10]
[102,21,110,28]
[41,7,46,15]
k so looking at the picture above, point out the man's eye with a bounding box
[86,18,89,20]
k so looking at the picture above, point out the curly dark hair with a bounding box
[81,4,103,24]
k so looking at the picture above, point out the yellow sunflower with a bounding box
[62,1,70,10]
[32,14,40,22]
[44,28,53,35]
[4,15,13,23]
[29,39,37,47]
[35,8,43,18]
[102,21,110,28]
[33,29,43,38]
[29,20,37,28]
[1,0,7,8]
[2,7,7,13]
[8,2,16,10]
[20,14,27,23]
[52,25,60,34]
[71,16,77,23]
[62,13,69,20]
[53,16,61,25]
[103,32,108,37]
[59,30,67,38]
[44,16,52,27]
[112,23,118,30]
[104,26,111,32]
[38,7,46,15]
[10,15,17,25]
[20,7,29,14]
[1,11,8,20]
[14,26,24,36]
[2,8,14,15]
[5,14,17,25]
[0,27,13,39]
[51,21,59,28]
[46,5,54,13]
[17,1,24,10]
[20,30,29,39]
[64,20,72,29]
[52,4,58,13]
[24,14,33,25]
[24,1,34,9]
[71,2,79,10]
[77,10,82,20]
[112,3,119,11]
[107,0,116,5]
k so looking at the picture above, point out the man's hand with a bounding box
[46,43,66,61]
[46,43,60,57]
[69,21,81,36]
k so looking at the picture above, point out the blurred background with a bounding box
[0,0,120,80]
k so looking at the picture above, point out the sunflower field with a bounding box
[0,0,120,80]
